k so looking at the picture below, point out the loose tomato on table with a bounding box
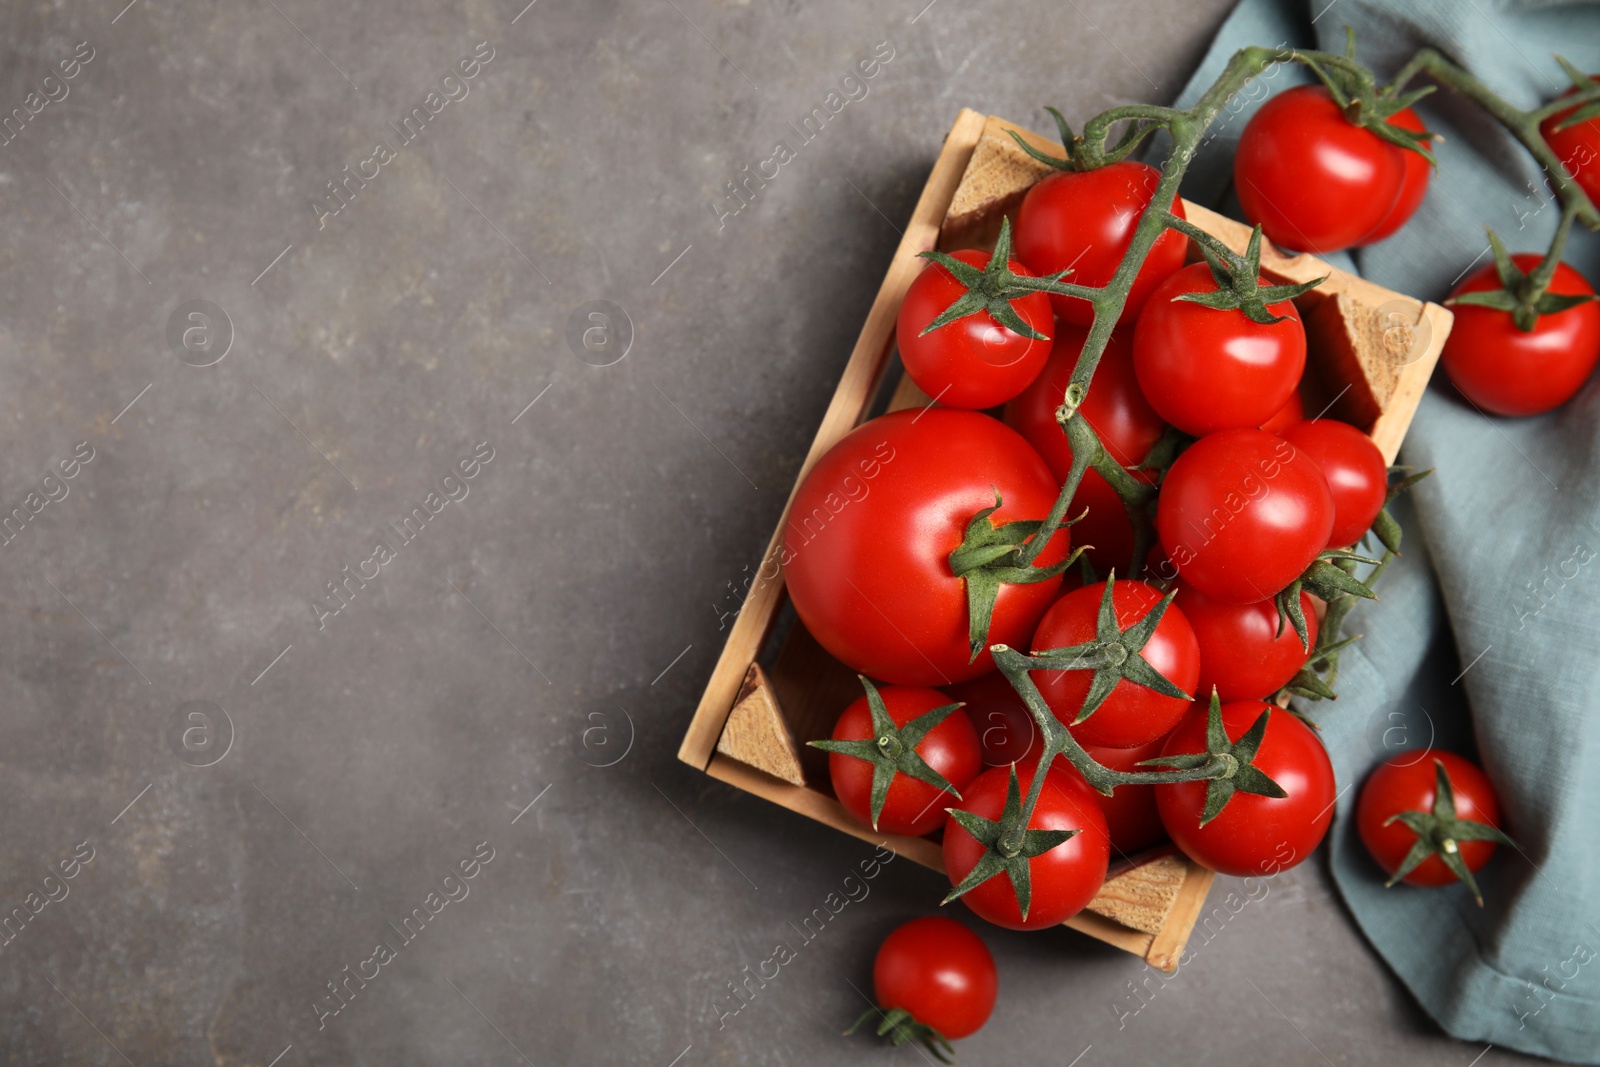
[1176,581,1319,702]
[1132,261,1307,436]
[1539,73,1600,210]
[1014,159,1189,327]
[849,916,998,1059]
[944,763,1110,930]
[1154,698,1336,877]
[1442,253,1600,416]
[812,680,981,837]
[1357,750,1514,904]
[782,407,1071,686]
[1156,428,1334,604]
[1282,420,1389,548]
[1031,577,1199,749]
[1003,326,1166,573]
[1234,85,1420,252]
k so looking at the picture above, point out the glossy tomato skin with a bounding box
[1362,107,1432,243]
[944,671,1046,769]
[783,408,1070,686]
[943,763,1110,930]
[1032,580,1200,748]
[1541,80,1600,212]
[1259,389,1304,435]
[1080,736,1169,855]
[1235,86,1407,253]
[1133,263,1307,435]
[1283,420,1388,548]
[1357,750,1505,887]
[1442,255,1600,417]
[1156,429,1334,603]
[872,917,997,1040]
[1155,701,1336,876]
[898,250,1054,409]
[828,686,982,836]
[1178,582,1318,702]
[1004,326,1166,572]
[1014,161,1189,327]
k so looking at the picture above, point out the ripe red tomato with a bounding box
[1014,161,1189,327]
[943,763,1110,930]
[826,686,982,836]
[1080,736,1169,855]
[1004,326,1166,572]
[1234,86,1408,253]
[1540,78,1600,211]
[1442,255,1600,416]
[1031,579,1199,748]
[871,917,997,1041]
[1282,420,1388,548]
[783,408,1069,686]
[1132,262,1307,435]
[1155,701,1336,876]
[1259,389,1304,435]
[1177,582,1318,702]
[1156,429,1334,603]
[944,671,1045,769]
[1356,751,1505,889]
[1362,107,1432,243]
[897,249,1053,409]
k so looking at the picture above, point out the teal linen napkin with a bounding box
[1160,1,1600,1060]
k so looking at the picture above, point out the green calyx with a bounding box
[1028,571,1193,725]
[845,1006,956,1063]
[808,676,964,831]
[1307,28,1437,163]
[941,763,1078,920]
[916,217,1070,341]
[1273,548,1382,652]
[1551,57,1600,133]
[1370,465,1435,554]
[1448,221,1596,333]
[1176,222,1326,325]
[1141,691,1287,825]
[1383,758,1517,906]
[1005,104,1165,173]
[948,492,1083,663]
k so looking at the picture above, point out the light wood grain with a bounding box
[716,664,807,786]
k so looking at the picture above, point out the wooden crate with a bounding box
[678,110,1452,971]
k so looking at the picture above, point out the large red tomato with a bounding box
[1014,161,1189,327]
[1540,78,1600,211]
[1156,429,1334,603]
[1132,262,1307,435]
[1356,750,1506,890]
[1442,255,1600,417]
[783,409,1069,686]
[1003,326,1166,572]
[943,763,1110,930]
[1155,701,1336,876]
[897,249,1053,409]
[1031,579,1199,748]
[1362,106,1432,243]
[870,917,997,1041]
[1283,420,1388,548]
[1177,582,1318,702]
[1234,86,1409,253]
[825,686,981,836]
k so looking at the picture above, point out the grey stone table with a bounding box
[0,1,1544,1064]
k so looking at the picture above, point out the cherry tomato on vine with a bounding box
[1540,77,1600,212]
[1441,255,1600,416]
[1234,85,1410,253]
[869,917,997,1042]
[1079,736,1169,855]
[1361,106,1433,243]
[1156,428,1334,603]
[1031,579,1199,748]
[1014,160,1190,327]
[897,249,1054,409]
[1004,326,1166,572]
[943,763,1110,930]
[1357,750,1507,891]
[1177,582,1318,702]
[783,408,1070,686]
[1259,388,1304,435]
[824,686,981,837]
[1155,701,1336,876]
[1133,262,1307,435]
[945,671,1045,769]
[1282,420,1389,548]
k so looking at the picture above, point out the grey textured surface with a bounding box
[0,2,1546,1065]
